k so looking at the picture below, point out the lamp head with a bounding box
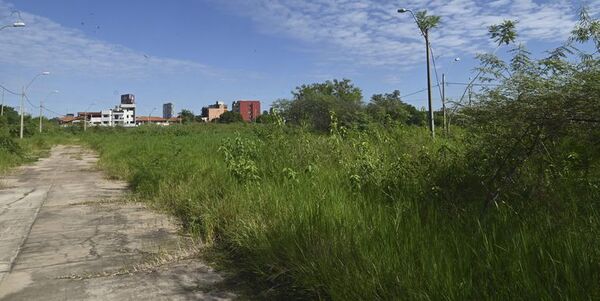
[12,21,25,27]
[41,71,50,75]
[397,8,409,13]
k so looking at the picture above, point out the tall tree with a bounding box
[366,90,424,125]
[218,111,243,123]
[414,10,440,34]
[179,109,195,124]
[286,79,364,132]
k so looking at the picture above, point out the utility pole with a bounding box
[19,72,50,139]
[442,73,446,136]
[84,112,87,131]
[1,89,4,116]
[425,30,435,138]
[39,100,43,133]
[19,87,25,139]
[468,85,472,107]
[397,8,439,139]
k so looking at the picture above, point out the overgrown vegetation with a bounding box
[83,118,598,300]
[0,104,74,172]
[2,8,598,300]
[79,11,600,300]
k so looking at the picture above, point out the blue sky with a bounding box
[0,0,597,117]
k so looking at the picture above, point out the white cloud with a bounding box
[0,1,221,79]
[217,0,598,68]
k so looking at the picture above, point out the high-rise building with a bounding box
[232,100,261,122]
[163,103,174,119]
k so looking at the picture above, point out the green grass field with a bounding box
[78,123,600,300]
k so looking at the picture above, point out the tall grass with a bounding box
[83,124,600,300]
[0,133,75,173]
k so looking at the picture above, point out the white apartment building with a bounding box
[99,103,136,127]
[79,94,137,127]
[69,94,185,128]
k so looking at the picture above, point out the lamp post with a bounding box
[147,107,156,124]
[39,90,59,133]
[398,8,438,138]
[20,71,50,139]
[83,103,95,132]
[1,11,25,31]
[441,57,461,135]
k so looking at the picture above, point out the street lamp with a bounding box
[398,8,436,138]
[1,11,26,31]
[20,72,50,139]
[39,90,59,133]
[0,21,26,31]
[441,57,461,135]
[147,107,157,124]
[82,102,95,132]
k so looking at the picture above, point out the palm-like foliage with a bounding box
[414,10,440,35]
[488,20,518,46]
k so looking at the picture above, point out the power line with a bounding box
[429,47,444,100]
[401,84,440,98]
[446,82,502,87]
[24,94,67,117]
[0,84,20,96]
[402,87,428,98]
[41,105,66,117]
[23,94,38,110]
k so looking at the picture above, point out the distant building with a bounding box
[163,102,174,119]
[93,94,137,127]
[75,94,137,127]
[58,115,80,126]
[232,100,261,122]
[136,116,181,126]
[201,101,227,122]
[77,112,102,126]
[121,94,135,104]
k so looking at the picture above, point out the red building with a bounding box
[232,100,261,122]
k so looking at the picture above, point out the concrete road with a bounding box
[0,145,234,300]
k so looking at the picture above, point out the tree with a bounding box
[256,111,275,124]
[0,106,20,136]
[285,79,364,132]
[414,10,441,137]
[448,19,518,128]
[455,9,600,213]
[218,111,243,123]
[366,90,424,125]
[179,109,195,124]
[414,10,440,34]
[270,99,292,115]
[489,20,518,46]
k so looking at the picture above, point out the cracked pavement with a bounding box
[0,145,235,300]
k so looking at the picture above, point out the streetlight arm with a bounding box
[43,90,59,102]
[24,72,50,92]
[398,8,427,38]
[408,11,427,38]
[25,74,43,91]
